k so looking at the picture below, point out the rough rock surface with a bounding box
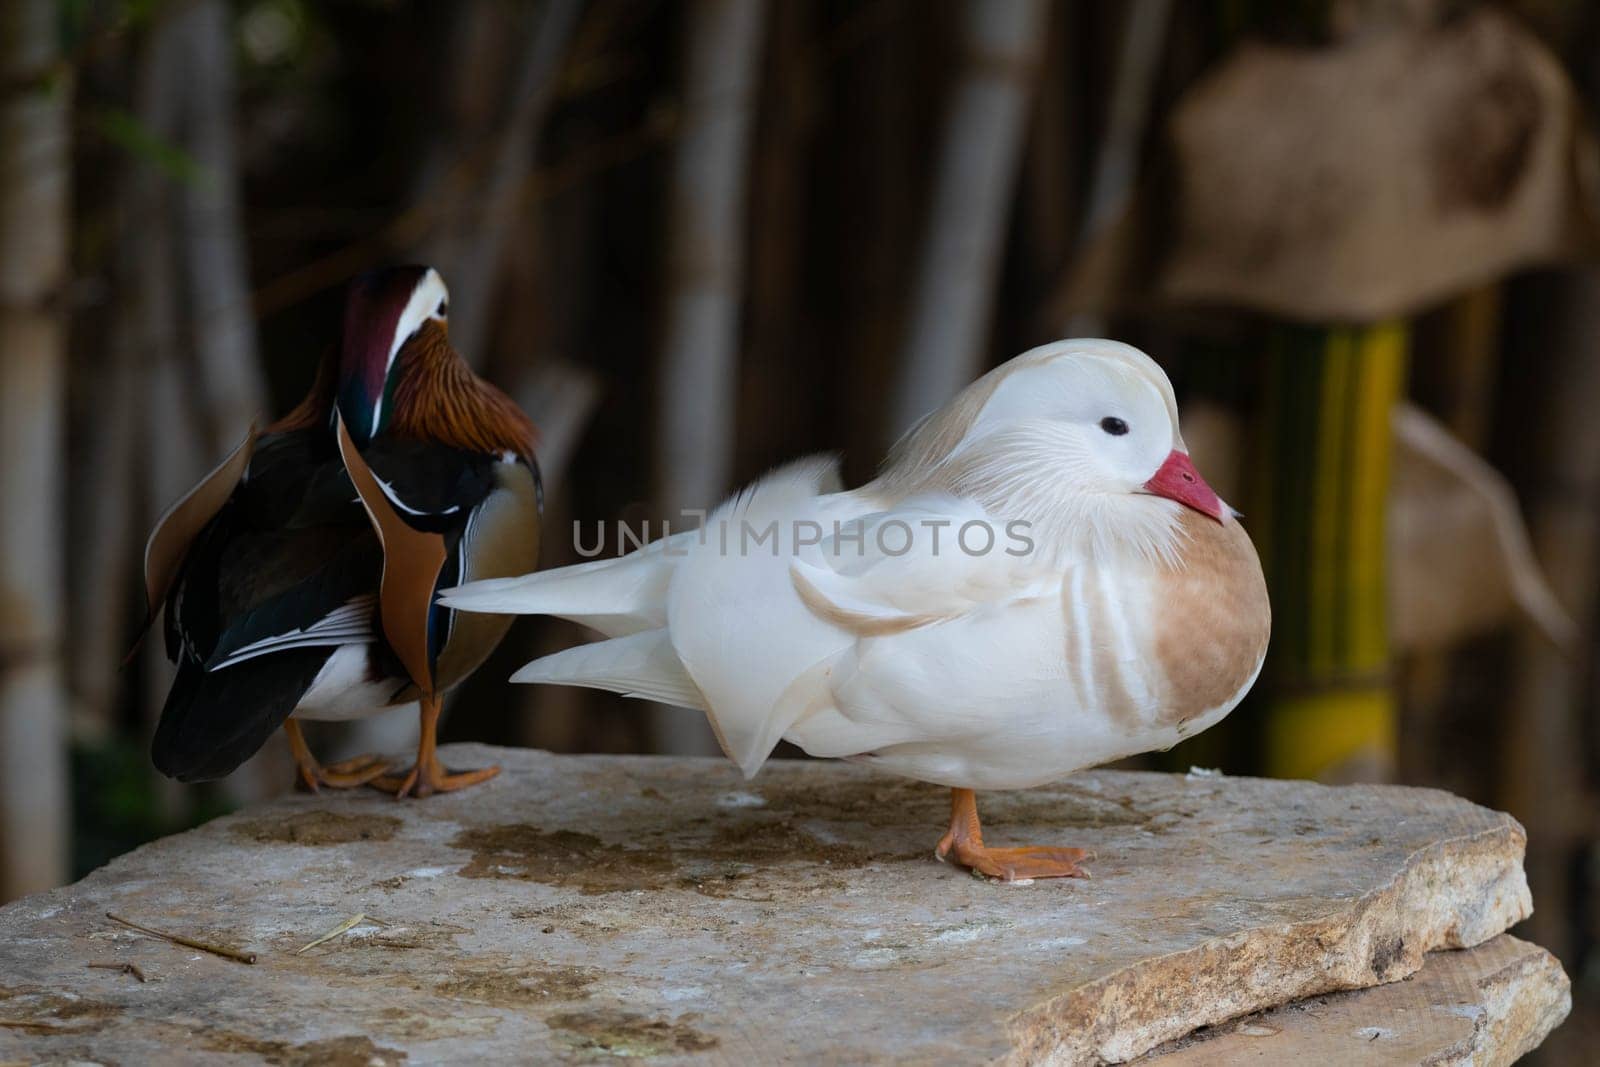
[1144,933,1569,1065]
[0,747,1552,1064]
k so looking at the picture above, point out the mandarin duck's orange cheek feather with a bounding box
[145,265,542,798]
[386,320,538,462]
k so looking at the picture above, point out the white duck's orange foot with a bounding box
[936,840,1092,882]
[935,787,1092,882]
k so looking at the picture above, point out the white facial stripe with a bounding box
[373,269,450,429]
[373,471,460,518]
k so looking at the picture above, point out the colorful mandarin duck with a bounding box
[443,340,1269,879]
[145,266,541,797]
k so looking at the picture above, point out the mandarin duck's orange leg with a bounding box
[935,788,1092,882]
[283,720,390,792]
[370,694,500,798]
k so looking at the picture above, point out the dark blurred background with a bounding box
[2,0,1599,1057]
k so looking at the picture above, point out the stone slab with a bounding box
[0,747,1545,1064]
[1144,933,1569,1065]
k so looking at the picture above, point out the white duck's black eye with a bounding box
[1100,416,1129,436]
[437,300,448,318]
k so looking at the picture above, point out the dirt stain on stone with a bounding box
[756,776,936,825]
[455,815,908,897]
[547,1008,717,1057]
[0,985,120,1034]
[1370,935,1406,979]
[673,868,767,899]
[757,774,1150,834]
[452,825,676,894]
[433,965,598,1006]
[285,921,467,962]
[986,788,1152,830]
[709,819,875,867]
[234,810,401,846]
[364,1006,501,1042]
[200,1030,406,1066]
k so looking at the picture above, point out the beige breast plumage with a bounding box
[1152,511,1270,726]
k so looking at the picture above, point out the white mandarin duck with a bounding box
[441,340,1269,881]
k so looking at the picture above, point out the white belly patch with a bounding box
[292,645,406,721]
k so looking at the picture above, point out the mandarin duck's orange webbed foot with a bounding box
[368,695,500,799]
[284,722,391,793]
[934,788,1092,882]
[370,758,500,798]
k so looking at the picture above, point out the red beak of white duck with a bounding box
[1144,449,1225,523]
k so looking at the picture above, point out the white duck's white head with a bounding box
[878,339,1224,561]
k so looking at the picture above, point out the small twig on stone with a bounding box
[105,912,256,964]
[87,960,148,982]
[0,1020,60,1031]
[296,913,375,955]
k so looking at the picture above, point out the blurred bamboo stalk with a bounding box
[411,0,514,288]
[653,0,769,756]
[69,300,137,742]
[129,19,188,822]
[170,0,264,453]
[1396,286,1501,790]
[1257,324,1408,782]
[504,122,600,751]
[73,0,267,752]
[836,5,920,481]
[886,0,1047,440]
[419,0,585,361]
[522,362,602,499]
[744,0,818,471]
[1500,271,1600,964]
[169,1,279,803]
[1019,4,1078,285]
[1063,0,1172,338]
[127,11,262,816]
[0,0,71,899]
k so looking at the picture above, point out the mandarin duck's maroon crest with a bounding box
[144,266,542,797]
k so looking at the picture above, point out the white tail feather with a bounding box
[441,542,683,638]
[509,629,708,711]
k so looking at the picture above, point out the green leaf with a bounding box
[94,106,211,187]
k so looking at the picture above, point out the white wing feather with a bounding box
[791,495,1051,631]
[208,594,377,670]
[439,530,696,637]
[511,629,707,709]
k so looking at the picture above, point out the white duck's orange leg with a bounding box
[283,721,389,792]
[370,694,500,799]
[935,788,1091,882]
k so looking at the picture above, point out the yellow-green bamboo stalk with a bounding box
[1256,323,1408,780]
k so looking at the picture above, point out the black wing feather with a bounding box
[152,648,333,782]
[153,427,379,781]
